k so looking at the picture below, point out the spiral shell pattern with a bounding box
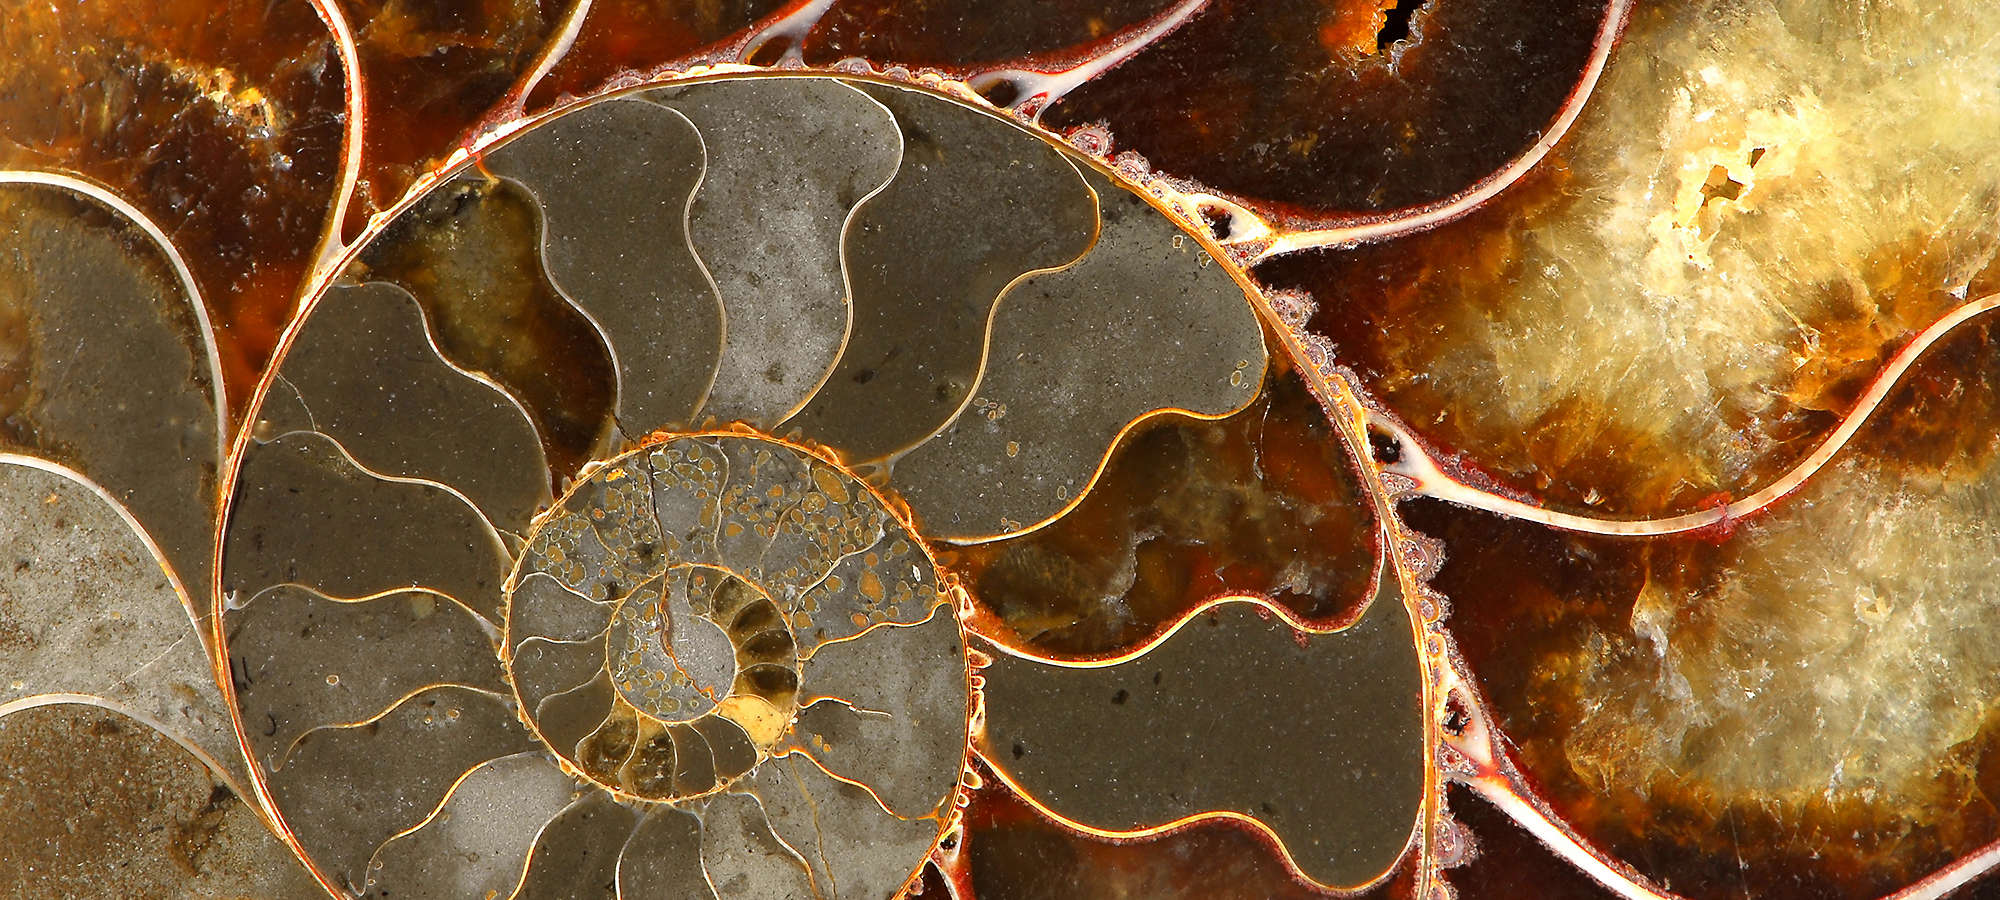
[510,433,951,805]
[219,74,1267,898]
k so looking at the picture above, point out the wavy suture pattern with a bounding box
[483,98,725,441]
[263,687,540,894]
[1223,2,2000,898]
[198,75,1429,900]
[976,575,1425,890]
[942,357,1381,660]
[356,175,620,483]
[505,434,962,818]
[12,0,2000,896]
[228,585,509,772]
[648,79,903,429]
[223,430,512,620]
[0,177,307,892]
[781,81,1101,464]
[891,164,1267,541]
[957,753,1395,900]
[503,0,1631,264]
[1038,0,1617,223]
[0,181,224,614]
[364,752,581,900]
[257,281,553,536]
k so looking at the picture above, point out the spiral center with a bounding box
[500,429,951,802]
[605,564,760,723]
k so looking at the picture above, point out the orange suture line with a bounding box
[969,746,1404,895]
[968,591,1384,668]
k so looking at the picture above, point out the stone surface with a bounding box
[0,463,244,794]
[0,705,319,900]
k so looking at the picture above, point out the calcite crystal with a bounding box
[1419,319,2000,897]
[1274,0,2000,517]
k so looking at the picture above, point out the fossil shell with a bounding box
[217,75,1275,898]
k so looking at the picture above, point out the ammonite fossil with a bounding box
[212,76,1354,898]
[10,1,2000,898]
